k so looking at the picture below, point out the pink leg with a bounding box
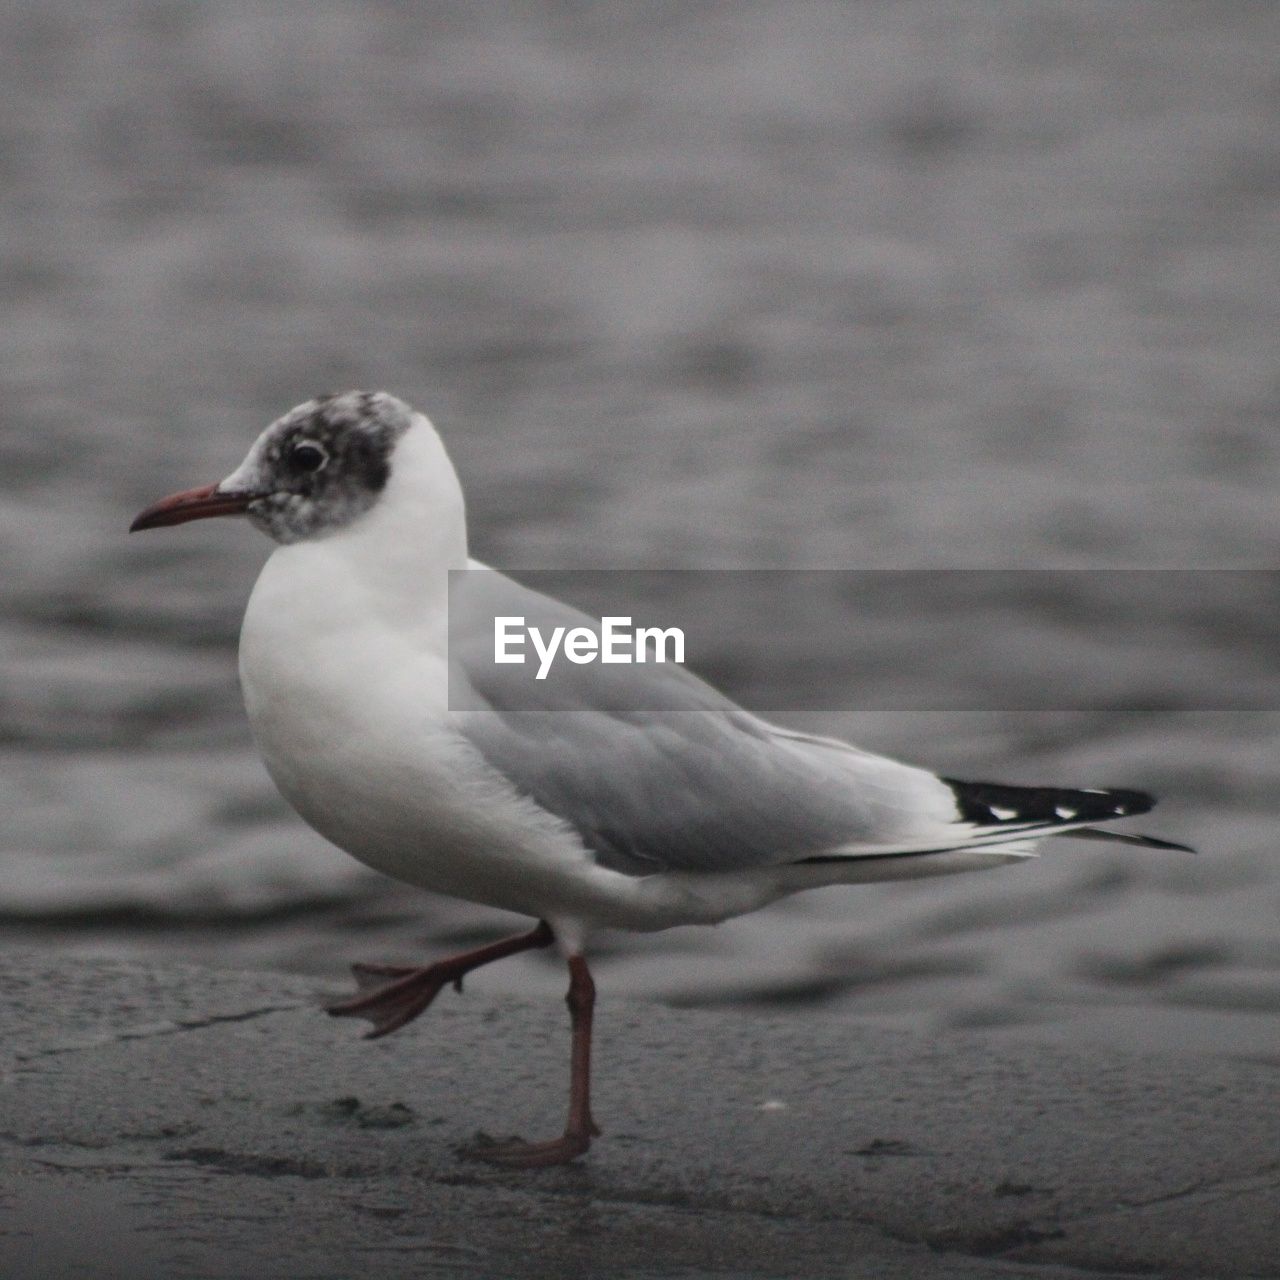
[327,920,554,1038]
[461,954,601,1168]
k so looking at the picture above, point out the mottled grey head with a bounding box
[218,391,415,544]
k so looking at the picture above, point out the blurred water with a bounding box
[1,0,1278,1059]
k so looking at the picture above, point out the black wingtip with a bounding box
[941,778,1156,827]
[940,778,1194,852]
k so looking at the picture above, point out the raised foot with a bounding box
[458,1129,595,1169]
[326,962,458,1039]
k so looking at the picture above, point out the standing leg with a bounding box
[328,920,554,1038]
[462,952,601,1168]
[565,956,602,1142]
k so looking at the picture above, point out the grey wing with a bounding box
[447,567,960,875]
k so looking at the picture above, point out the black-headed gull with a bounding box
[131,391,1188,1167]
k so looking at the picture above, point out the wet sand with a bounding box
[1,955,1276,1279]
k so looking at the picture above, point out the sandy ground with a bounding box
[1,954,1276,1279]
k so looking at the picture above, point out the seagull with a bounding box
[130,391,1189,1167]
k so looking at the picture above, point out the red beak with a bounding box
[129,483,257,532]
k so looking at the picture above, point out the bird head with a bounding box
[130,391,417,544]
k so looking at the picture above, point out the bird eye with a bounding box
[290,441,328,473]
